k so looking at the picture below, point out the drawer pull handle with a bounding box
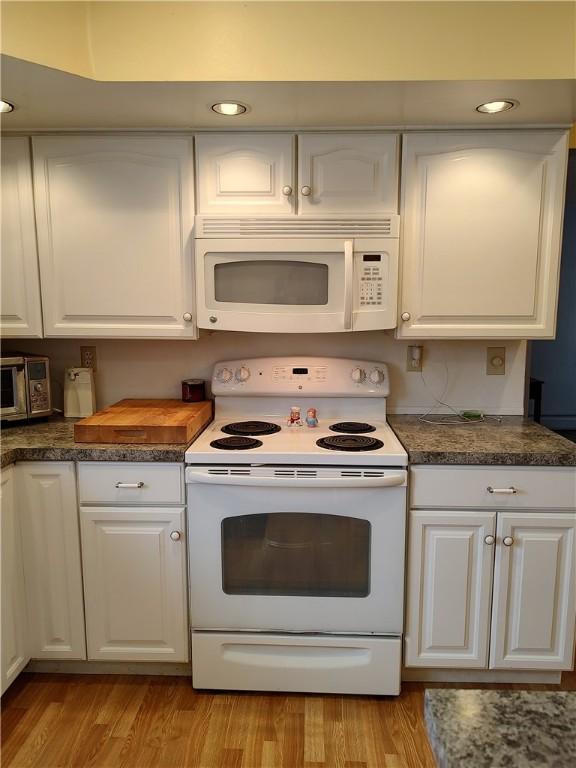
[115,482,144,489]
[170,530,181,541]
[487,486,517,494]
[503,536,514,547]
[484,535,495,545]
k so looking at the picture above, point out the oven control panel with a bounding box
[212,357,390,397]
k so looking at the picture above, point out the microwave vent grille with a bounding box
[196,216,399,238]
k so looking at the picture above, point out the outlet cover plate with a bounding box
[80,346,97,372]
[407,345,423,373]
[486,346,506,375]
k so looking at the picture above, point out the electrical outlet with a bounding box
[80,346,97,372]
[486,346,506,375]
[406,345,423,372]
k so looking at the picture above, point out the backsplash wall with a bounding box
[5,332,528,416]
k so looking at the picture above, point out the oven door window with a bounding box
[221,513,370,597]
[214,259,329,305]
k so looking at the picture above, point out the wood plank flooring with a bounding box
[2,670,575,768]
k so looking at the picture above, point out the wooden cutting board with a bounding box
[74,399,213,444]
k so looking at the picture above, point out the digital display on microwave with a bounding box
[292,368,308,375]
[363,254,381,262]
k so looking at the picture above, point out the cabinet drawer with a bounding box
[78,462,183,505]
[411,466,576,510]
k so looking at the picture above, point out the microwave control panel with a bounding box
[26,360,51,414]
[359,254,384,307]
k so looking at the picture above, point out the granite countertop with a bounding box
[1,417,193,468]
[425,689,576,768]
[389,415,576,466]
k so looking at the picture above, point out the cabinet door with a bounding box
[32,136,196,338]
[196,134,294,215]
[80,507,188,661]
[398,131,569,338]
[490,512,576,670]
[298,133,399,214]
[405,509,496,668]
[1,137,43,338]
[1,467,30,693]
[18,463,86,659]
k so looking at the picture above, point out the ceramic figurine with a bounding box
[305,407,319,428]
[287,405,303,426]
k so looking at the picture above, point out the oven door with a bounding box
[0,359,27,420]
[186,467,406,634]
[195,238,354,333]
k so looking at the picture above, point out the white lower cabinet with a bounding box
[18,462,86,659]
[490,513,576,669]
[1,467,30,693]
[80,506,188,661]
[405,510,496,668]
[406,505,576,671]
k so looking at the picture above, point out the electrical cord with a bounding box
[417,346,502,426]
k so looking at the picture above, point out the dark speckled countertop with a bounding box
[1,417,195,468]
[389,415,576,466]
[425,689,576,768]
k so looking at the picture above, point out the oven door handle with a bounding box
[185,469,406,488]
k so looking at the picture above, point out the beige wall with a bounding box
[2,1,574,82]
[4,334,528,417]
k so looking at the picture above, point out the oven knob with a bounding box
[216,367,233,384]
[351,367,366,383]
[235,366,250,383]
[369,368,385,385]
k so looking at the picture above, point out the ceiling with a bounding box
[1,56,575,131]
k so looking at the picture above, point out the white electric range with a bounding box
[185,357,408,696]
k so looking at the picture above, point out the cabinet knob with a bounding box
[484,535,495,545]
[301,185,312,196]
[401,312,411,321]
[503,536,514,547]
[170,531,182,541]
[183,312,193,322]
[209,316,218,324]
[282,185,293,196]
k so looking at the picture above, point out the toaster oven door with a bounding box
[0,359,27,420]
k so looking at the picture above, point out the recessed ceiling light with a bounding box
[211,102,248,116]
[476,99,518,114]
[0,100,15,113]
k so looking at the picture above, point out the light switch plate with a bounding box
[486,346,506,375]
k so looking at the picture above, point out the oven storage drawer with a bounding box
[191,632,401,695]
[410,466,576,510]
[78,462,184,505]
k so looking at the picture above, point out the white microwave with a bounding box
[194,217,399,333]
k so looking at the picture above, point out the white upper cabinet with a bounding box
[298,133,399,214]
[32,136,196,338]
[490,512,576,670]
[1,137,43,338]
[398,131,569,338]
[196,134,295,215]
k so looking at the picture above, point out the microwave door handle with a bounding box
[343,240,354,331]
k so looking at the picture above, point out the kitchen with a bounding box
[1,2,576,767]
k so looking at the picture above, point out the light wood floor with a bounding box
[2,671,575,768]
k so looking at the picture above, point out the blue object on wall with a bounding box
[530,149,576,429]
